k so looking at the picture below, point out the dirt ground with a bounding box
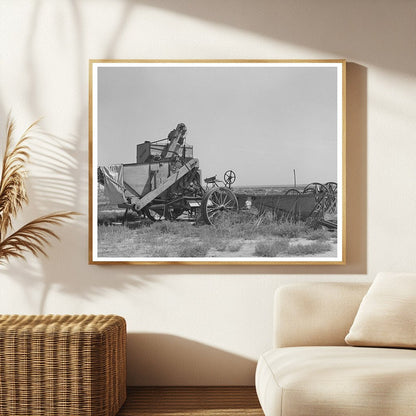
[97,222,338,259]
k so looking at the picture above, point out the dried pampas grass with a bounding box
[0,116,77,264]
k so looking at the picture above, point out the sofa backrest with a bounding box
[273,282,370,348]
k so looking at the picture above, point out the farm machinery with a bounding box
[234,182,338,229]
[98,123,238,225]
[98,123,337,227]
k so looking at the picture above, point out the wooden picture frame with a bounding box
[89,60,346,265]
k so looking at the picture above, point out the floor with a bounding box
[117,386,264,416]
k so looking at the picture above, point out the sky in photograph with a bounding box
[97,64,339,187]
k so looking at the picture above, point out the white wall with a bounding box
[0,0,415,385]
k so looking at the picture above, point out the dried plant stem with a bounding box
[0,212,78,264]
[0,116,78,264]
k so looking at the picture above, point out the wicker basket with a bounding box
[0,314,126,416]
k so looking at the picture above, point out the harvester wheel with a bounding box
[303,182,328,200]
[325,182,337,194]
[285,188,300,195]
[201,187,239,225]
[223,170,236,186]
[324,182,338,213]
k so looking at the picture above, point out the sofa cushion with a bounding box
[256,346,416,416]
[345,272,416,348]
[274,283,370,348]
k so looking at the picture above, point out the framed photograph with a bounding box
[89,60,345,265]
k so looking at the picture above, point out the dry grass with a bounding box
[97,210,335,258]
[306,228,332,241]
[227,240,244,252]
[254,239,290,257]
[0,117,77,264]
[287,241,332,255]
[269,221,309,238]
[177,242,210,257]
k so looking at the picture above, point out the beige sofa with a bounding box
[255,282,416,416]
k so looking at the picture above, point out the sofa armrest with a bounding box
[274,282,370,348]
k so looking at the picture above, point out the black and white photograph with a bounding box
[89,60,345,264]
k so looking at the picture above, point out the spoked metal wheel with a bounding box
[201,187,239,225]
[303,182,328,198]
[303,183,329,212]
[284,188,301,196]
[223,170,236,187]
[324,182,337,213]
[303,182,331,219]
[325,182,337,194]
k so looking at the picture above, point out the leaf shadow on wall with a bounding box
[0,128,154,314]
[126,333,257,386]
[0,0,369,307]
[86,0,369,274]
[135,0,413,76]
[0,0,160,313]
[129,63,368,275]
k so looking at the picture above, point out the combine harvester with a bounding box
[98,123,337,228]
